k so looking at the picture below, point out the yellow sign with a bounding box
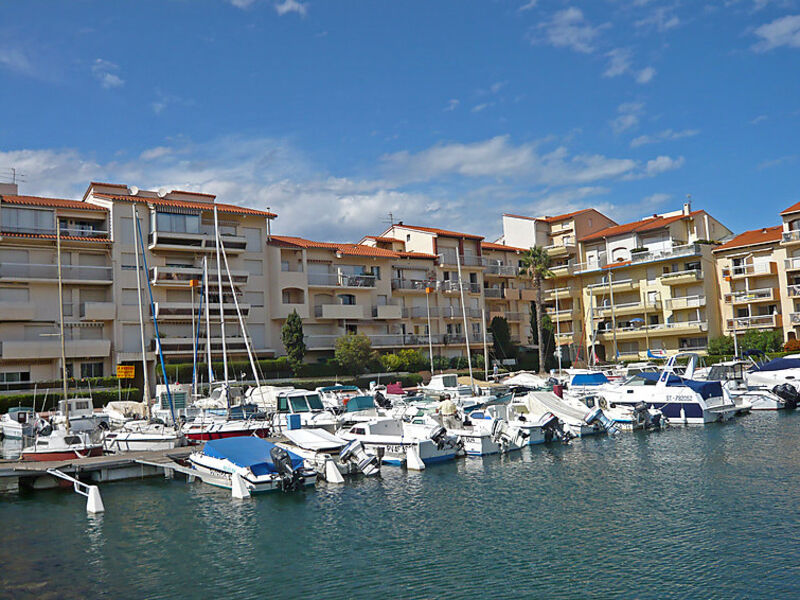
[116,365,135,379]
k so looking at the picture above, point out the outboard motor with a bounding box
[429,425,449,450]
[270,446,303,492]
[585,406,620,436]
[633,402,662,430]
[537,412,571,444]
[772,384,799,410]
[339,439,380,476]
[35,418,52,438]
[374,391,392,409]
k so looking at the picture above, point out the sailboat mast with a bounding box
[204,255,213,387]
[132,205,151,417]
[213,207,229,388]
[56,220,70,433]
[456,249,475,389]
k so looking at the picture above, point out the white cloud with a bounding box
[630,129,700,147]
[139,146,173,161]
[636,66,656,83]
[644,155,685,175]
[529,8,605,54]
[635,7,680,32]
[275,0,308,17]
[604,48,633,77]
[611,102,644,134]
[444,99,460,112]
[642,192,672,205]
[518,0,538,11]
[228,0,257,7]
[753,14,800,51]
[750,114,768,124]
[471,103,492,113]
[490,80,508,94]
[91,59,124,89]
[0,47,34,76]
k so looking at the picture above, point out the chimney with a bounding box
[0,182,19,196]
[683,200,691,216]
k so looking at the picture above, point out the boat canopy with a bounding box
[751,357,800,372]
[345,396,375,412]
[570,372,609,386]
[637,372,723,400]
[319,385,360,393]
[202,437,304,474]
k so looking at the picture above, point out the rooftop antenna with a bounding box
[382,212,396,226]
[0,168,26,185]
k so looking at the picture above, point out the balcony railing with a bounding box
[785,258,800,271]
[665,295,705,310]
[148,230,248,252]
[0,262,112,282]
[727,314,780,330]
[788,284,800,298]
[150,265,249,287]
[155,302,249,319]
[391,278,433,292]
[441,281,482,294]
[724,288,774,303]
[437,251,485,267]
[790,313,800,325]
[629,243,700,266]
[783,230,800,243]
[484,288,503,298]
[587,278,635,290]
[0,224,109,239]
[308,272,376,288]
[484,264,518,276]
[725,263,774,277]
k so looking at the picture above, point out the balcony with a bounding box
[598,321,708,340]
[544,286,573,300]
[594,301,654,317]
[437,251,484,267]
[660,269,702,285]
[587,278,639,292]
[391,278,433,293]
[0,339,111,360]
[544,237,576,257]
[155,337,250,355]
[725,262,777,278]
[314,304,365,320]
[546,308,574,322]
[372,305,403,319]
[0,302,35,320]
[484,264,518,277]
[441,281,482,294]
[782,230,800,245]
[629,243,701,266]
[1,223,109,240]
[786,258,800,272]
[723,288,776,304]
[0,263,113,284]
[80,302,116,321]
[148,230,248,253]
[727,314,782,330]
[549,262,576,276]
[664,295,705,310]
[154,302,250,320]
[790,313,800,325]
[484,288,503,299]
[788,284,800,298]
[308,272,376,288]
[150,265,249,288]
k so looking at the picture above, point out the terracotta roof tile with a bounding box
[0,231,110,243]
[396,251,437,260]
[713,225,782,252]
[503,208,606,224]
[92,193,276,218]
[365,235,404,244]
[395,224,484,240]
[270,235,437,260]
[580,210,705,242]
[781,201,800,216]
[481,241,527,253]
[1,194,107,212]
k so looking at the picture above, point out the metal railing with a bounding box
[665,295,705,310]
[785,258,800,271]
[484,288,503,298]
[587,278,634,290]
[724,288,774,303]
[783,230,800,243]
[629,242,700,265]
[437,251,485,267]
[660,268,701,281]
[308,272,376,288]
[391,278,432,291]
[0,262,112,281]
[789,284,800,297]
[726,263,772,277]
[543,236,575,252]
[727,315,778,329]
[441,281,482,294]
[484,264,518,276]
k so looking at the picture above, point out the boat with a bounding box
[337,417,462,467]
[182,412,271,442]
[1,407,37,440]
[267,389,339,433]
[49,397,110,433]
[21,427,103,461]
[315,385,364,411]
[516,390,616,437]
[704,360,790,411]
[746,355,800,393]
[277,428,380,478]
[103,420,185,452]
[189,437,317,493]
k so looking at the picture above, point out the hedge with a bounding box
[0,376,126,393]
[0,388,141,415]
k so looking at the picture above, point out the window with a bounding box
[282,288,304,304]
[620,342,639,355]
[245,291,264,307]
[156,212,200,234]
[121,252,137,270]
[0,286,29,302]
[122,325,141,352]
[339,294,356,305]
[289,397,310,413]
[242,227,262,251]
[81,362,104,378]
[306,394,323,410]
[244,259,262,276]
[80,327,103,340]
[1,207,54,234]
[0,371,30,384]
[685,261,701,271]
[119,217,136,245]
[372,266,381,280]
[406,234,411,242]
[649,315,659,325]
[122,289,140,305]
[345,324,358,334]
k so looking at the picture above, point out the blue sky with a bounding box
[0,0,798,241]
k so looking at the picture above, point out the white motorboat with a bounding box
[189,437,317,494]
[315,385,364,411]
[746,356,800,394]
[182,413,271,443]
[277,428,380,479]
[1,407,37,440]
[704,360,791,411]
[103,401,148,428]
[21,427,103,461]
[103,420,184,452]
[268,389,339,433]
[50,397,109,433]
[337,417,462,468]
[515,390,616,437]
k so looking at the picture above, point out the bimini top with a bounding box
[570,372,609,386]
[751,357,800,372]
[202,437,303,475]
[637,372,723,400]
[345,396,376,412]
[320,385,360,393]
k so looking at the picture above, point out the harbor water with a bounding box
[2,412,800,599]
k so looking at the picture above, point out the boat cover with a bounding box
[320,385,360,393]
[284,428,346,451]
[345,396,375,412]
[202,437,304,474]
[751,357,800,372]
[636,372,723,400]
[570,372,609,386]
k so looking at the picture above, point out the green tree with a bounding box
[708,335,735,356]
[334,333,375,376]
[519,246,554,375]
[490,316,512,358]
[281,310,306,375]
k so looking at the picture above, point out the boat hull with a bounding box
[189,456,316,493]
[21,446,104,462]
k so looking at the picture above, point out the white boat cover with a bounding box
[503,372,549,388]
[525,391,590,424]
[283,428,346,451]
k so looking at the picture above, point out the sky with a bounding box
[0,0,798,242]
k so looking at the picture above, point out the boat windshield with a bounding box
[289,396,310,413]
[306,394,323,410]
[625,375,658,386]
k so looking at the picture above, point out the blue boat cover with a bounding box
[345,396,375,412]
[751,357,800,372]
[202,437,304,475]
[571,372,609,386]
[636,372,723,400]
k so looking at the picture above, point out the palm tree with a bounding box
[519,246,554,375]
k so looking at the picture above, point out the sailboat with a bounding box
[22,225,103,461]
[181,207,271,442]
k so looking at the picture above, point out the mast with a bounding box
[456,249,475,390]
[132,205,151,417]
[608,269,619,361]
[213,207,230,398]
[555,284,562,375]
[56,221,70,433]
[204,255,213,386]
[425,285,434,372]
[191,269,205,399]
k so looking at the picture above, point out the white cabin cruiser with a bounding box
[21,426,103,461]
[104,420,184,452]
[271,390,338,433]
[277,428,380,479]
[50,397,109,433]
[704,360,792,411]
[746,356,800,394]
[515,390,617,437]
[1,407,37,440]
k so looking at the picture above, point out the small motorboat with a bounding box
[103,420,185,453]
[277,428,380,479]
[21,426,103,461]
[189,437,316,494]
[1,407,37,440]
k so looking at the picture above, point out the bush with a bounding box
[432,356,450,371]
[740,329,783,353]
[784,339,800,352]
[708,336,735,356]
[449,356,469,370]
[334,333,375,376]
[0,388,141,414]
[380,349,427,373]
[159,357,293,382]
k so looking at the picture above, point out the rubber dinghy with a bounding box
[189,437,317,494]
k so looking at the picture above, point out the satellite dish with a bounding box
[157,187,169,198]
[128,186,139,196]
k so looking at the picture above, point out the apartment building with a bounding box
[0,183,113,385]
[713,226,786,339]
[780,201,800,341]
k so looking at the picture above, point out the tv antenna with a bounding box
[382,212,397,226]
[1,167,26,185]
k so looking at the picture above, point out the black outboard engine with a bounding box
[772,384,799,410]
[270,446,302,492]
[429,425,449,450]
[374,390,392,409]
[539,413,572,444]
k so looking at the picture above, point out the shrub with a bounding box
[334,333,375,376]
[281,310,306,375]
[0,388,141,414]
[708,336,735,356]
[784,339,800,352]
[432,356,450,371]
